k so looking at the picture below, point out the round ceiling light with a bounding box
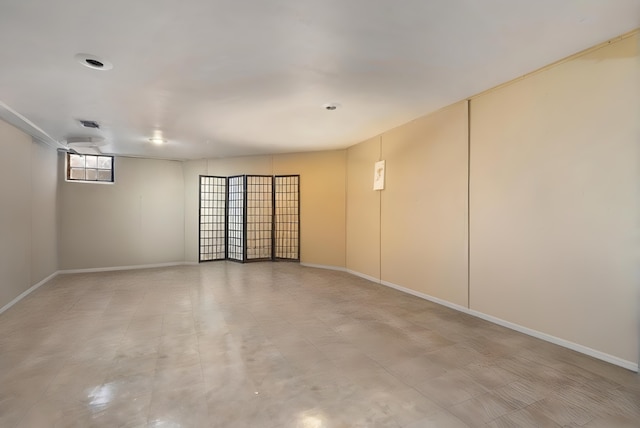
[75,53,113,71]
[323,103,340,111]
[149,130,167,145]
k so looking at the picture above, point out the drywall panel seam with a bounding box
[380,277,638,371]
[344,150,349,268]
[466,99,471,309]
[470,29,639,102]
[378,135,382,281]
[0,271,58,315]
[380,279,470,314]
[182,162,187,263]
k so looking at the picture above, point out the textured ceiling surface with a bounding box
[0,0,638,159]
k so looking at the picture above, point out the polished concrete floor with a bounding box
[0,263,638,427]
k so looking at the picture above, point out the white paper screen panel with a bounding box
[274,175,299,260]
[199,176,227,262]
[227,175,245,262]
[198,174,300,263]
[246,176,273,260]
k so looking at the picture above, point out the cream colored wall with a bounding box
[207,155,273,176]
[469,34,639,364]
[0,119,58,309]
[183,151,347,267]
[181,157,269,264]
[31,140,58,283]
[182,155,274,264]
[273,150,347,267]
[381,102,469,306]
[346,103,469,304]
[346,137,381,280]
[58,156,185,270]
[0,120,32,308]
[183,159,207,263]
[343,33,638,366]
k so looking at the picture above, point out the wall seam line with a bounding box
[467,99,471,310]
[469,29,638,101]
[379,135,382,282]
[344,150,348,269]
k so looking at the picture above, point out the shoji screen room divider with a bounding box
[199,175,300,263]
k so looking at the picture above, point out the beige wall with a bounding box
[469,34,639,364]
[207,155,273,176]
[0,120,32,308]
[273,150,347,267]
[31,140,58,284]
[183,151,347,267]
[58,156,185,270]
[346,102,469,306]
[0,119,58,309]
[3,30,636,368]
[346,137,381,279]
[182,156,269,264]
[344,33,638,366]
[183,159,207,263]
[381,102,469,307]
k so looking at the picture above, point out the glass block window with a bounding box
[199,176,227,262]
[66,153,114,182]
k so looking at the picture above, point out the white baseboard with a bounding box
[0,271,59,315]
[1,262,195,315]
[58,261,189,274]
[300,264,380,287]
[380,279,471,315]
[467,309,638,372]
[333,266,639,373]
[300,263,348,272]
[4,262,636,372]
[347,269,382,284]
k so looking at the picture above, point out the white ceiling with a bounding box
[0,0,638,160]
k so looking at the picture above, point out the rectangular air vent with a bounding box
[79,120,100,129]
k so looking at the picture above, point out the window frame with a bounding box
[65,152,115,184]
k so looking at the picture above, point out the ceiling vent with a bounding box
[79,120,100,129]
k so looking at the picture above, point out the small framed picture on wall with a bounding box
[373,160,385,190]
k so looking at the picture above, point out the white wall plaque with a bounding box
[373,160,385,190]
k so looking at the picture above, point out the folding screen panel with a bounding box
[198,174,300,263]
[246,175,273,261]
[227,175,245,262]
[199,176,227,262]
[274,175,300,260]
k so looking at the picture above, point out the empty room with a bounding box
[0,1,638,427]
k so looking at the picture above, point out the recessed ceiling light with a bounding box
[75,53,113,71]
[149,130,167,145]
[323,103,340,111]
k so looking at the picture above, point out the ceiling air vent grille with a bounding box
[79,120,100,129]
